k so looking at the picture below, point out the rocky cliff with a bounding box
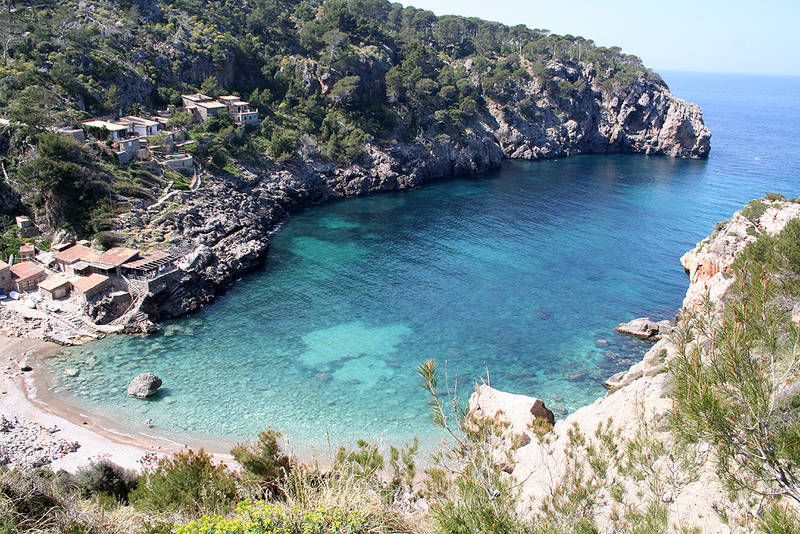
[117,68,709,321]
[469,199,800,532]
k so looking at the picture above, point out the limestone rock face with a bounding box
[114,61,710,324]
[614,317,672,340]
[127,373,162,398]
[475,200,800,533]
[467,385,555,447]
[680,200,800,310]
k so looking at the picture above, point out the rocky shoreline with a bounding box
[114,73,710,324]
[471,198,800,532]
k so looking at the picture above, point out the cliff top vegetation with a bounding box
[0,0,661,247]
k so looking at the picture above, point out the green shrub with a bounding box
[758,503,800,534]
[74,460,138,503]
[175,500,381,534]
[230,430,291,497]
[418,360,537,534]
[94,230,126,250]
[740,199,769,222]
[334,439,384,479]
[670,268,800,504]
[129,449,239,517]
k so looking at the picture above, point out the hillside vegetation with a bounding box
[0,0,664,247]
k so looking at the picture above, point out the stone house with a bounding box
[39,275,71,300]
[90,247,140,277]
[56,127,85,142]
[193,100,227,121]
[15,216,39,238]
[118,116,160,137]
[0,260,12,295]
[158,153,194,171]
[219,95,259,125]
[9,261,46,292]
[181,93,214,109]
[19,244,35,261]
[72,273,111,300]
[54,244,101,275]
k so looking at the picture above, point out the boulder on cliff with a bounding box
[614,317,672,340]
[467,385,555,447]
[127,373,162,398]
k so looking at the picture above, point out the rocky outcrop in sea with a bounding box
[465,199,800,532]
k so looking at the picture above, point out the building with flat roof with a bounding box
[39,275,71,299]
[19,244,35,261]
[219,95,259,125]
[15,216,39,238]
[82,120,131,140]
[118,116,160,137]
[193,100,228,121]
[181,93,214,109]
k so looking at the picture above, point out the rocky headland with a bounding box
[470,198,800,532]
[113,71,710,324]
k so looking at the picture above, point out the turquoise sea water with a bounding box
[45,72,800,455]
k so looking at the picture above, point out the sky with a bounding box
[399,0,800,76]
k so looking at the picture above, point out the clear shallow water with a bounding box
[45,72,800,455]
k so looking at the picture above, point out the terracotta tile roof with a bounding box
[72,273,109,294]
[9,261,44,281]
[39,274,70,291]
[0,260,8,270]
[19,244,34,254]
[96,247,140,268]
[54,244,96,264]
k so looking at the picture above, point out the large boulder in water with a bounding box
[127,373,162,398]
[614,317,672,340]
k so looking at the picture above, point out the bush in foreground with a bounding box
[175,500,382,534]
[231,430,291,499]
[74,460,139,504]
[130,449,239,517]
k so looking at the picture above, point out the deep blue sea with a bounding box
[45,72,800,456]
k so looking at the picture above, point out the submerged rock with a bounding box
[127,373,162,398]
[614,317,672,340]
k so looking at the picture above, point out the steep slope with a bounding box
[0,0,710,321]
[474,198,800,532]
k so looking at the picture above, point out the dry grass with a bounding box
[279,462,426,533]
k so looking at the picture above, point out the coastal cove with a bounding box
[40,71,800,457]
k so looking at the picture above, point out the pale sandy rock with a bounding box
[482,200,800,532]
[614,317,671,340]
[681,200,800,310]
[467,385,555,447]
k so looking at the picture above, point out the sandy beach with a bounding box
[0,336,218,472]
